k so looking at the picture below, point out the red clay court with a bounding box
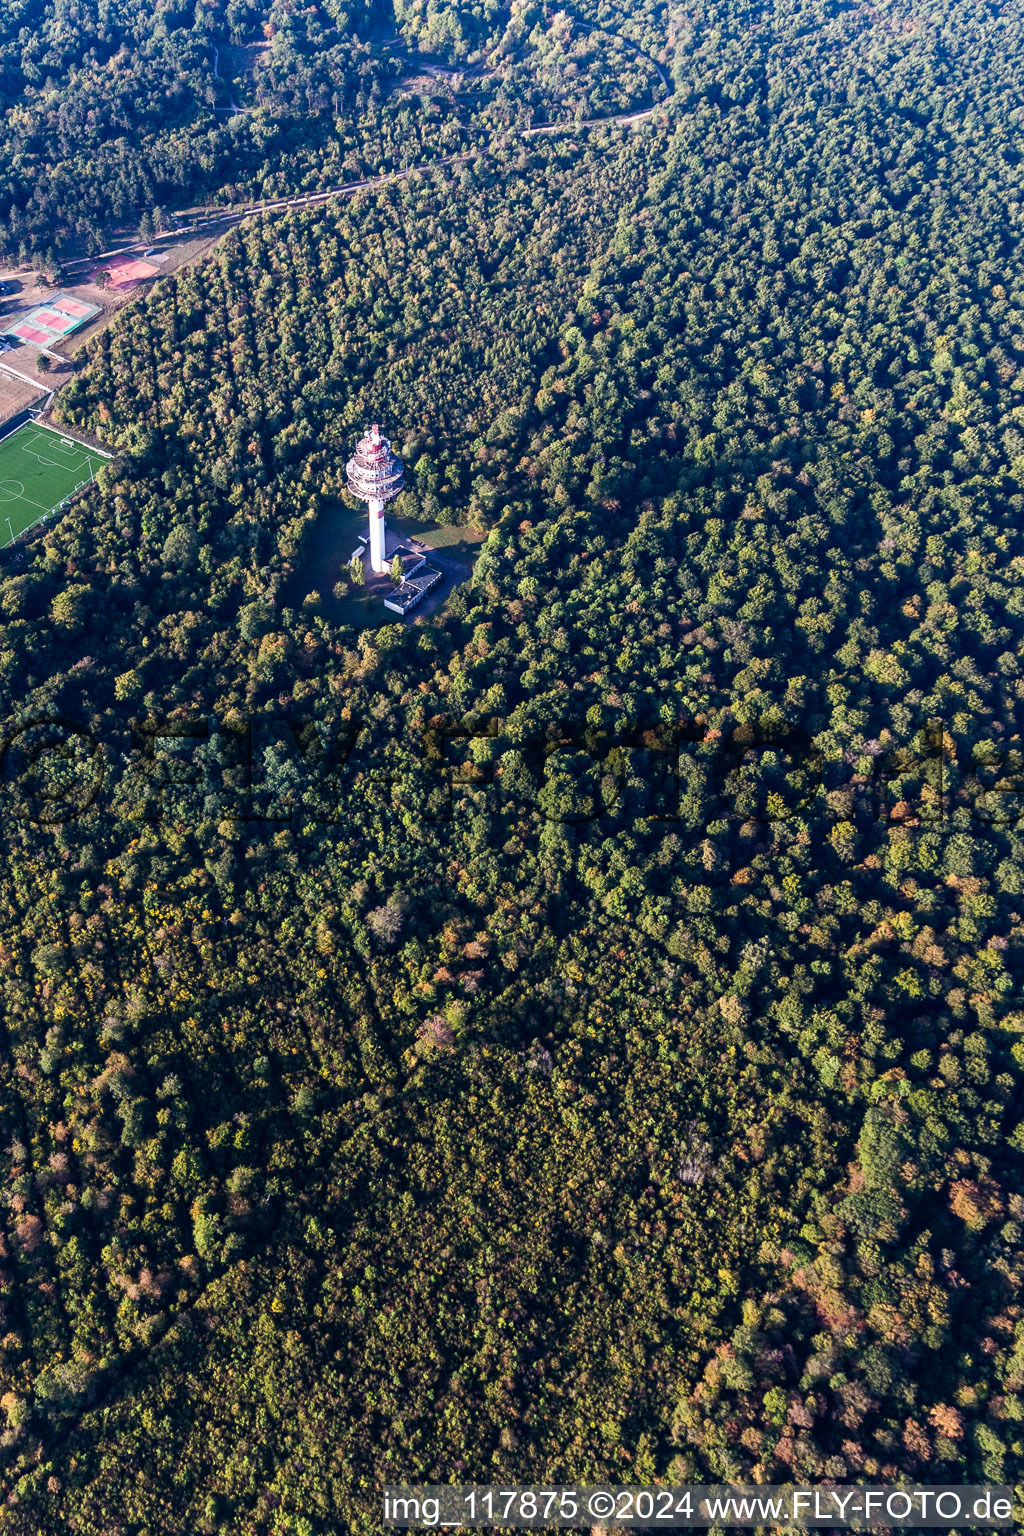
[32,308,79,332]
[52,297,93,318]
[12,325,52,346]
[93,255,160,288]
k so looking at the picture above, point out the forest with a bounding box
[0,0,1022,1530]
[0,0,665,266]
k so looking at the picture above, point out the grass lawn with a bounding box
[408,522,489,558]
[0,422,107,548]
[285,503,488,628]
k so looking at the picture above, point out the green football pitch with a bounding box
[0,422,108,549]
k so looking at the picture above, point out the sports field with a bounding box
[0,422,107,548]
[0,292,100,347]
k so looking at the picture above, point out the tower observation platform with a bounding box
[347,424,404,574]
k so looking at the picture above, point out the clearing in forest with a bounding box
[0,421,108,547]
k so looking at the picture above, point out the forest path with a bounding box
[575,17,672,96]
[42,17,675,408]
[211,45,246,115]
[62,20,673,274]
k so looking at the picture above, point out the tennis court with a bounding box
[93,256,160,289]
[0,293,101,348]
[0,422,108,548]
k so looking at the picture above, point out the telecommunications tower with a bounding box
[347,424,404,575]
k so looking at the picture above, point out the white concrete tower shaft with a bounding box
[346,423,405,577]
[368,498,386,575]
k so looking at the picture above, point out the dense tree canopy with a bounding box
[0,0,665,265]
[0,0,1022,1530]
